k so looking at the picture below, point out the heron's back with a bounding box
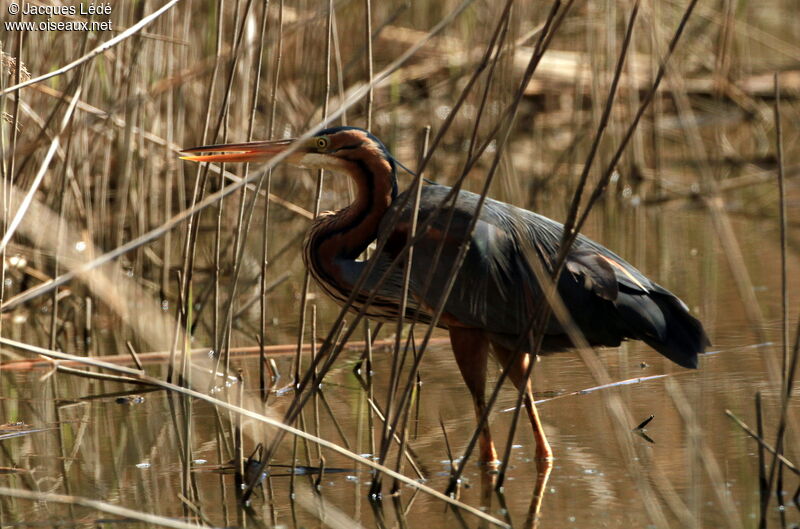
[374,185,708,367]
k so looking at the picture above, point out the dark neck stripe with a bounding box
[309,157,377,260]
[305,139,398,300]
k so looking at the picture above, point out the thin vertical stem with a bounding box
[756,392,768,529]
[170,0,226,384]
[765,70,796,524]
[774,72,788,392]
[364,0,374,130]
[387,127,428,494]
[293,0,334,387]
[1,25,24,341]
[261,0,284,399]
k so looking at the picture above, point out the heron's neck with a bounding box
[307,154,395,268]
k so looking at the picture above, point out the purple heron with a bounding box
[182,126,709,464]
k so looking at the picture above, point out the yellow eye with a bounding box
[316,137,329,150]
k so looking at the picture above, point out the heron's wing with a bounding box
[377,185,707,367]
[335,255,434,324]
[376,184,553,335]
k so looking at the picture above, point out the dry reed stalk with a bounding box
[360,394,425,480]
[667,378,743,529]
[0,0,478,319]
[363,0,374,130]
[0,1,182,96]
[351,320,378,472]
[0,87,81,253]
[0,487,209,529]
[4,333,510,527]
[774,73,788,390]
[170,0,226,384]
[260,0,286,400]
[292,0,334,388]
[205,0,259,383]
[668,63,800,522]
[445,7,700,525]
[175,0,266,498]
[725,410,800,476]
[441,0,581,492]
[388,126,432,491]
[762,70,800,527]
[47,25,92,357]
[376,120,428,493]
[368,3,515,491]
[561,0,641,244]
[311,305,324,471]
[497,0,642,487]
[248,1,487,493]
[296,483,369,529]
[755,392,769,527]
[54,364,157,386]
[0,336,450,371]
[17,83,313,221]
[773,70,790,523]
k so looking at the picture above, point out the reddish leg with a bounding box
[448,327,497,465]
[491,343,553,461]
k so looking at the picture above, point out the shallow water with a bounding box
[1,201,798,529]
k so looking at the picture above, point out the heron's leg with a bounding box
[448,327,497,464]
[490,344,553,462]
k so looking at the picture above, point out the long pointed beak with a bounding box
[180,138,302,164]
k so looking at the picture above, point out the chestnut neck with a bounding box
[306,147,397,269]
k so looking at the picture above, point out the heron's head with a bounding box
[181,126,398,199]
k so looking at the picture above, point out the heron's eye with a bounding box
[316,137,329,151]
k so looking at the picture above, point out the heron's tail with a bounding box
[616,289,710,369]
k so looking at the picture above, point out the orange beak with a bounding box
[180,138,304,164]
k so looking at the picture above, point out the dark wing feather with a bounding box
[565,250,619,301]
[376,185,708,368]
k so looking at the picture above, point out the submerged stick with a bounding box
[0,337,450,371]
[725,410,800,476]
